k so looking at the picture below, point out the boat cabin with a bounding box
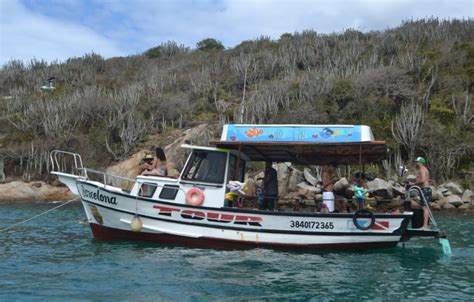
[131,124,387,210]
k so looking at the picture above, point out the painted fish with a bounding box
[245,127,264,138]
[319,128,340,138]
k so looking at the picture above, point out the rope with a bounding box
[0,196,80,233]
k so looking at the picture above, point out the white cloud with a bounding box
[0,0,125,65]
[1,0,471,65]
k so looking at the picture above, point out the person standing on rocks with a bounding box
[415,156,432,229]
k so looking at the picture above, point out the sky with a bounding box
[0,0,472,65]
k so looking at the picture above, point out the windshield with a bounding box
[182,151,227,184]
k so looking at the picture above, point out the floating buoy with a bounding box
[131,215,142,232]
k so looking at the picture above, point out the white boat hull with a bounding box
[78,180,412,250]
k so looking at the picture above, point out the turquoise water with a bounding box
[0,202,473,301]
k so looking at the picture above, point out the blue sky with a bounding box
[0,0,472,65]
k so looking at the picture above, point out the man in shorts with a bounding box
[415,157,432,229]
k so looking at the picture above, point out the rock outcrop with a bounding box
[0,181,75,202]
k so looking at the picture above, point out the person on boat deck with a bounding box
[138,153,155,175]
[321,163,338,213]
[141,147,168,177]
[260,161,278,211]
[351,172,368,210]
[415,156,432,229]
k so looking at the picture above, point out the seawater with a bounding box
[0,202,473,301]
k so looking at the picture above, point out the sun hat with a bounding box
[415,156,426,164]
[144,153,154,160]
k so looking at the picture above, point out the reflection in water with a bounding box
[0,203,473,301]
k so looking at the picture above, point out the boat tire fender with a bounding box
[353,209,375,230]
[186,187,205,206]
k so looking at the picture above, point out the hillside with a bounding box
[0,18,473,184]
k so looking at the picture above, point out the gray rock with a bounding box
[462,189,473,203]
[275,163,304,197]
[333,177,350,193]
[368,178,393,198]
[433,189,445,201]
[297,182,321,193]
[406,174,417,182]
[436,197,448,207]
[458,204,471,210]
[431,203,441,211]
[442,203,456,209]
[303,168,318,186]
[441,181,463,194]
[447,195,463,207]
[392,185,405,197]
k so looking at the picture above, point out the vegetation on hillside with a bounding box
[0,19,473,184]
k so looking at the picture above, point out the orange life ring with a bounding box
[186,187,205,206]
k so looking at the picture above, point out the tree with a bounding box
[196,38,225,51]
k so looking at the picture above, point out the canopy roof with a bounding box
[211,140,388,165]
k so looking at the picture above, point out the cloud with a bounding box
[1,0,471,65]
[0,0,125,65]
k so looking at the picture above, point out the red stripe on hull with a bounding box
[89,223,399,251]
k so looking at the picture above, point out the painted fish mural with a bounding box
[245,127,264,138]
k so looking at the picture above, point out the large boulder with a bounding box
[461,189,473,203]
[435,197,448,207]
[392,185,406,197]
[333,177,350,194]
[431,203,441,211]
[367,178,393,198]
[297,182,321,193]
[275,163,304,197]
[440,181,463,195]
[458,204,472,210]
[163,123,213,169]
[303,168,318,186]
[446,195,463,207]
[406,174,417,183]
[0,181,75,202]
[442,203,456,210]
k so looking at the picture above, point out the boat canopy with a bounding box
[211,124,387,165]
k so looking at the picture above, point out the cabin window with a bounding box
[139,183,158,198]
[228,154,246,183]
[182,151,227,184]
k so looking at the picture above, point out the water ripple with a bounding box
[0,204,473,301]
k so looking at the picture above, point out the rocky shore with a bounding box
[0,181,75,203]
[266,163,474,214]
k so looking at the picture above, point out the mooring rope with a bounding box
[0,196,80,233]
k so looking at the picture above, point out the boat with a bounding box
[50,124,449,251]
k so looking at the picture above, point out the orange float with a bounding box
[185,187,205,206]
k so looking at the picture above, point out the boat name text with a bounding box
[82,187,118,205]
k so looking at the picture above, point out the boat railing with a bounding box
[78,168,137,192]
[50,150,87,177]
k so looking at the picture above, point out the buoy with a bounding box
[131,215,142,232]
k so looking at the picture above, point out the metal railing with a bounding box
[50,150,86,177]
[407,185,438,228]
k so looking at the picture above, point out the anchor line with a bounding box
[0,196,80,233]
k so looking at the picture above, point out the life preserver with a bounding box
[186,187,205,206]
[353,209,375,230]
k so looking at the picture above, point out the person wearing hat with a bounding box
[138,153,156,175]
[415,156,431,229]
[141,147,168,177]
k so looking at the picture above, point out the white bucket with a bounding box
[322,192,335,212]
